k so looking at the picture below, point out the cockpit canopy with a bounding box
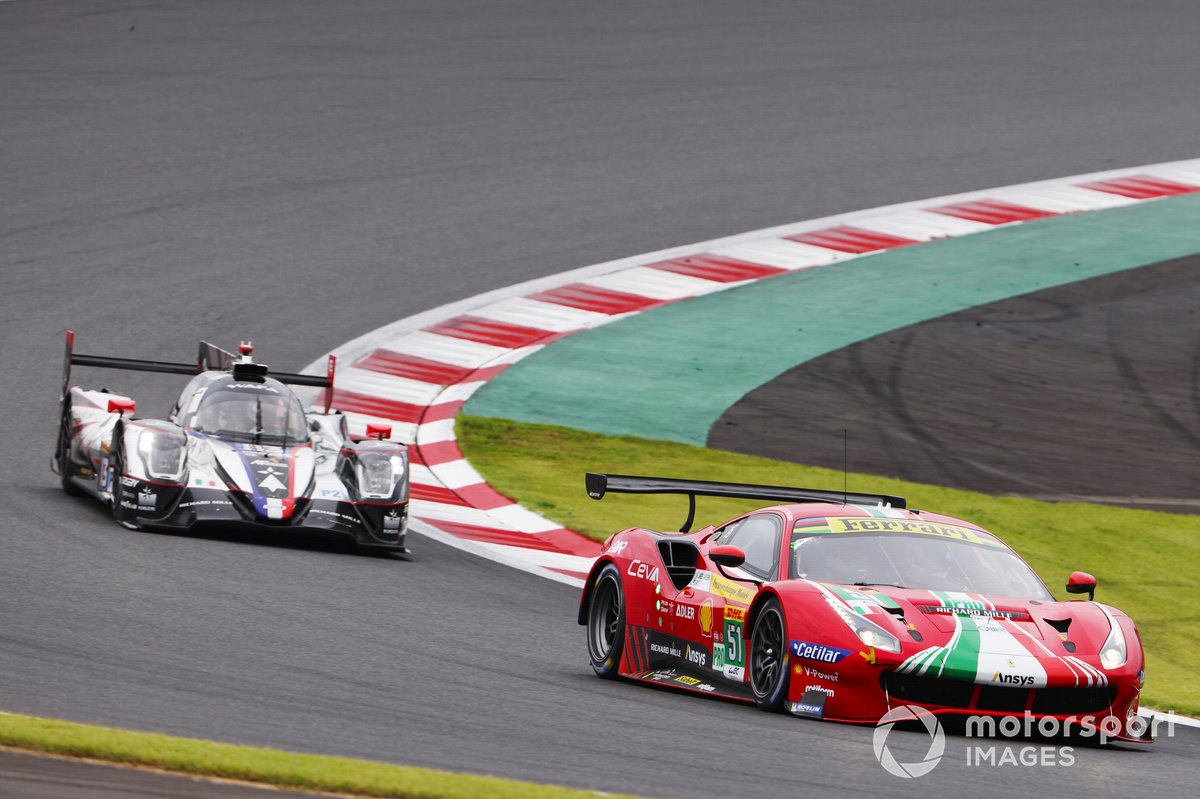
[181,375,309,445]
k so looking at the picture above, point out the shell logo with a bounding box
[699,598,714,634]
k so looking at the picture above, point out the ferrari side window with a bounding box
[714,520,740,543]
[723,514,783,581]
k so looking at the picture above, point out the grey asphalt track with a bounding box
[2,1,1199,797]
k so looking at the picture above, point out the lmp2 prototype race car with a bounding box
[579,473,1151,742]
[53,332,410,552]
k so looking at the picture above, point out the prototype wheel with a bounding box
[749,597,790,711]
[56,398,85,496]
[586,563,626,678]
[108,429,141,531]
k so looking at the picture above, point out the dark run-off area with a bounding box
[712,255,1200,511]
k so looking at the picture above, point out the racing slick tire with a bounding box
[586,562,627,679]
[55,397,85,497]
[108,428,142,531]
[749,597,790,712]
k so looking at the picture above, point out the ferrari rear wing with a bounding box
[585,472,906,532]
[61,331,338,412]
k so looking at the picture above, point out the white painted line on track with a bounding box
[414,419,458,445]
[709,238,845,270]
[471,297,611,331]
[429,460,488,490]
[336,368,444,404]
[383,331,510,368]
[580,266,727,299]
[856,209,994,239]
[435,380,488,404]
[1139,708,1200,729]
[990,185,1137,213]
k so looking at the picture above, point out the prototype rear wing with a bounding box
[61,330,338,412]
[585,472,906,532]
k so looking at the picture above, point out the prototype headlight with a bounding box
[819,586,901,653]
[355,453,406,500]
[188,438,214,467]
[1098,606,1127,670]
[137,432,186,482]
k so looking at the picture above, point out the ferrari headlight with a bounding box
[820,587,901,654]
[137,432,186,482]
[857,628,896,650]
[1098,606,1127,670]
[355,453,405,499]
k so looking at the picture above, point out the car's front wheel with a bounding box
[108,431,142,531]
[586,563,626,678]
[749,597,790,711]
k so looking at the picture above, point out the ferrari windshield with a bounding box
[790,531,1052,599]
[189,384,308,445]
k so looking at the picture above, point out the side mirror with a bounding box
[108,397,136,415]
[709,545,746,569]
[1065,571,1097,602]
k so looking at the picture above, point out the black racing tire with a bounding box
[749,597,790,711]
[108,428,142,531]
[586,563,626,679]
[56,398,85,497]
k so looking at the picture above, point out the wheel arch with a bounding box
[747,580,830,641]
[578,556,616,625]
[745,585,784,642]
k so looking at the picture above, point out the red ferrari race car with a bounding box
[579,474,1152,742]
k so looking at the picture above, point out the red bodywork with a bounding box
[580,502,1149,742]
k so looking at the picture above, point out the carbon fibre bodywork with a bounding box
[53,337,410,552]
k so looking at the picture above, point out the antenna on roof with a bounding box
[843,428,848,506]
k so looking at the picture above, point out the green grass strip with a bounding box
[0,711,649,799]
[458,415,1200,717]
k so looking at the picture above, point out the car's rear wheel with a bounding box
[586,563,626,678]
[749,597,790,711]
